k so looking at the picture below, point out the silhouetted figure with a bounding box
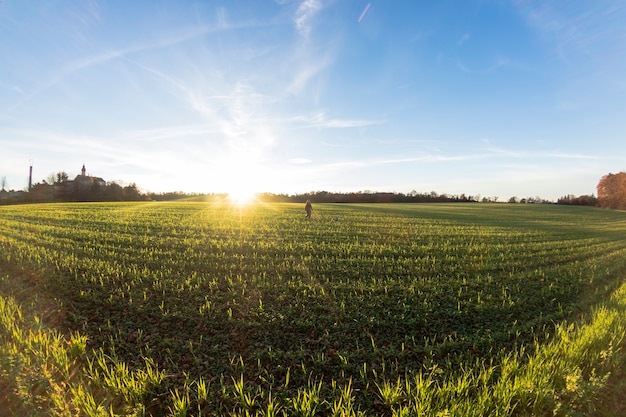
[305,200,312,219]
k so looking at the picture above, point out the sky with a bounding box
[1,0,625,201]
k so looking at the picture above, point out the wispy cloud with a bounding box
[324,119,380,128]
[6,25,216,113]
[291,153,486,179]
[0,127,215,184]
[120,125,223,143]
[291,145,602,185]
[289,158,312,164]
[455,55,510,74]
[485,145,600,160]
[285,49,331,95]
[127,57,277,149]
[289,111,383,129]
[294,0,323,38]
[515,1,626,63]
[66,0,101,27]
[7,9,278,114]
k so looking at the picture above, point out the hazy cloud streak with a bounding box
[358,3,371,23]
[294,0,323,38]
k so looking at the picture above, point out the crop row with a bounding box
[1,202,626,414]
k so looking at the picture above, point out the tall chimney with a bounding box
[29,165,33,192]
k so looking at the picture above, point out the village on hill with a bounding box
[0,164,142,203]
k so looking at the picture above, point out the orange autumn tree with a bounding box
[597,172,626,210]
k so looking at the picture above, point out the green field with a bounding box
[1,202,626,416]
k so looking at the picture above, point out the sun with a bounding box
[216,147,269,205]
[224,167,260,205]
[228,188,257,205]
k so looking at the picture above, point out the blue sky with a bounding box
[1,0,625,200]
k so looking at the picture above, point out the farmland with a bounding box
[1,202,626,416]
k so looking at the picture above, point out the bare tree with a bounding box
[55,171,69,183]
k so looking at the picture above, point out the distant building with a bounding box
[1,164,108,204]
[30,182,54,202]
[69,164,106,192]
[54,164,107,201]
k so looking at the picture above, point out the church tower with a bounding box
[81,164,86,176]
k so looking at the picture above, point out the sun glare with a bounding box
[228,188,257,205]
[218,147,269,206]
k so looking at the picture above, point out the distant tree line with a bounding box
[3,170,626,210]
[259,191,486,204]
[555,171,626,210]
[556,194,598,206]
[49,181,144,202]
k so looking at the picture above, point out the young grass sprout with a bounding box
[1,202,625,415]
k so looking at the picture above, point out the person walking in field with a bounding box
[305,200,313,219]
